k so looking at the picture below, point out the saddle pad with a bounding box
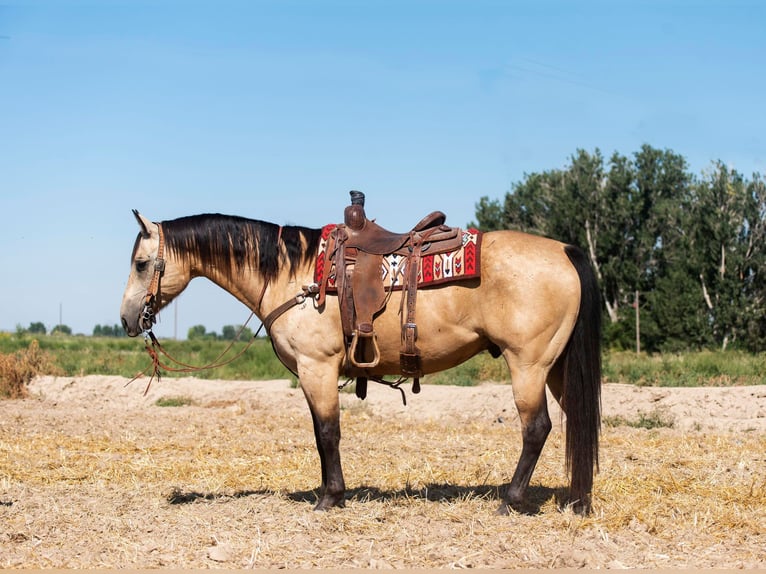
[314,224,482,292]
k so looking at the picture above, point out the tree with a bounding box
[740,174,766,349]
[51,324,72,335]
[470,196,505,231]
[28,322,47,335]
[221,324,254,341]
[687,164,766,350]
[93,324,127,337]
[471,145,766,351]
[187,325,208,340]
[622,146,692,351]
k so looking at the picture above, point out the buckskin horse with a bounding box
[120,196,601,514]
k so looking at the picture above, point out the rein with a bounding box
[131,286,317,396]
[130,319,265,395]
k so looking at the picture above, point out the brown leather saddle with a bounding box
[317,191,465,399]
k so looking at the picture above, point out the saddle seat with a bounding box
[343,208,451,255]
[319,191,466,400]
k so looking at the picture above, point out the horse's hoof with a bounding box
[571,500,591,515]
[498,496,538,516]
[495,502,512,516]
[313,494,345,511]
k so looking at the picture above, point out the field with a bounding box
[1,374,764,568]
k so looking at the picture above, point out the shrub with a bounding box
[0,340,61,398]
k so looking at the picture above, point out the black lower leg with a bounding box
[311,412,328,491]
[311,412,345,511]
[504,411,551,510]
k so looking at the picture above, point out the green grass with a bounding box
[0,332,296,383]
[604,408,675,429]
[154,396,195,407]
[1,332,765,390]
[603,350,766,386]
[421,351,508,385]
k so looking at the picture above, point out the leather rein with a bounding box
[131,222,318,394]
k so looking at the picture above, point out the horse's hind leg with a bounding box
[500,362,552,514]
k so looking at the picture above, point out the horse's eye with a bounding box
[135,260,149,273]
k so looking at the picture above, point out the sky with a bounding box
[1,0,764,340]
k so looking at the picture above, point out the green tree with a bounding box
[27,322,47,335]
[51,324,72,335]
[624,146,692,351]
[470,196,505,231]
[473,146,766,351]
[93,324,127,337]
[687,164,766,350]
[741,174,766,348]
[187,324,208,340]
[221,324,254,341]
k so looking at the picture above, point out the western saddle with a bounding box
[317,191,465,399]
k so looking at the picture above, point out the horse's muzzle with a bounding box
[120,308,154,337]
[121,315,139,337]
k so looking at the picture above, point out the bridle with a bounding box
[140,222,166,332]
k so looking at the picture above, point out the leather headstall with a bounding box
[140,222,166,332]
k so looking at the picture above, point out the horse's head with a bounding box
[120,210,188,337]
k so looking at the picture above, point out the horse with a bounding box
[120,207,602,514]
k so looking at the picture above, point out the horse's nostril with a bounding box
[121,317,129,332]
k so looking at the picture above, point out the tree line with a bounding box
[472,144,766,353]
[15,322,253,341]
[186,324,255,341]
[16,322,76,336]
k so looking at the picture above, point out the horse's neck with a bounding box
[190,254,313,318]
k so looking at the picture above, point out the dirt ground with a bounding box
[1,375,765,568]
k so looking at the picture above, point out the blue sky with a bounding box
[1,0,764,339]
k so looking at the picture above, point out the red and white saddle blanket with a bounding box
[314,224,482,291]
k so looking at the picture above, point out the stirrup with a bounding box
[348,330,381,368]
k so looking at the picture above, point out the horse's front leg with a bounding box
[299,369,346,510]
[309,405,345,510]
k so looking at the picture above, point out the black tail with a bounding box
[562,245,602,513]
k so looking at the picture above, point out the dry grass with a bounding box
[1,390,765,568]
[0,340,60,398]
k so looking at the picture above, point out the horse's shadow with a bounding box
[167,483,566,515]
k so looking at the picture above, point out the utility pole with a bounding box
[635,290,640,354]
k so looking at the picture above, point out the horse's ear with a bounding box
[132,209,156,239]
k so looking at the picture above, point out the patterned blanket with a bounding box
[314,224,482,291]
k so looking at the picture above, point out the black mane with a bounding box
[160,213,323,282]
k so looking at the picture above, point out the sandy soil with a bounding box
[21,374,766,432]
[1,375,765,568]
